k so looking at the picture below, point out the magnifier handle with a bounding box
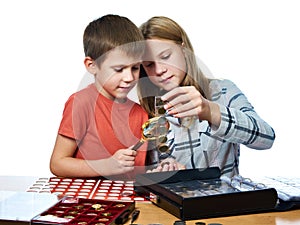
[131,139,145,151]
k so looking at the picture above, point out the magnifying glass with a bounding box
[132,116,170,151]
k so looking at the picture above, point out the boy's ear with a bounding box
[84,57,97,75]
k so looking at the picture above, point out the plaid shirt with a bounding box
[148,79,275,177]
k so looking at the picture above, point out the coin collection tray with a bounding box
[27,177,146,201]
[135,167,278,220]
[31,196,135,225]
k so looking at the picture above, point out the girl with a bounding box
[137,16,275,177]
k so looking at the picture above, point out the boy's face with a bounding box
[94,48,141,103]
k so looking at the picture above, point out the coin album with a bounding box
[31,196,135,225]
[135,167,279,220]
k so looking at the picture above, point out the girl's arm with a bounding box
[161,79,275,150]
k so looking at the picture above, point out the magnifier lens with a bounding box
[158,126,167,134]
[158,116,167,124]
[132,116,170,150]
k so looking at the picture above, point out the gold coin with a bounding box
[64,215,74,219]
[114,203,125,207]
[92,203,102,210]
[98,218,110,221]
[158,107,166,115]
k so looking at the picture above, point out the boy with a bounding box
[50,15,148,179]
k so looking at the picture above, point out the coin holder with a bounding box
[27,177,146,201]
[32,196,135,225]
[154,96,166,116]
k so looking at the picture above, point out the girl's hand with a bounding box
[146,158,185,173]
[161,86,221,127]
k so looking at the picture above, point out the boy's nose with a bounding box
[123,69,135,81]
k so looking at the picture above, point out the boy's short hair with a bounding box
[83,14,144,66]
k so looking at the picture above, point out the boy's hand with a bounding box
[107,148,137,174]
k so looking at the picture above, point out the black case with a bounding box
[135,167,278,220]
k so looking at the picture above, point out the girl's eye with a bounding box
[161,53,170,60]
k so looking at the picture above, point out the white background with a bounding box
[0,0,299,178]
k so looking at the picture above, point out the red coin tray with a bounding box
[31,196,135,225]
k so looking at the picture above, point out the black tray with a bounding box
[135,167,278,220]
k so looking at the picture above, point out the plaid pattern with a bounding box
[148,79,275,178]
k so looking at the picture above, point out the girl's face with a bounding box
[142,39,186,91]
[94,48,141,103]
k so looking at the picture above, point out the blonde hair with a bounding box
[137,16,211,117]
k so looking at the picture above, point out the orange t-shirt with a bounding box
[58,84,148,174]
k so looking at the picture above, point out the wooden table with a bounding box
[130,201,300,225]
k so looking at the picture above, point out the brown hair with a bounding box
[137,16,211,117]
[83,14,144,66]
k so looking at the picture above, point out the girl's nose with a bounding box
[155,63,167,76]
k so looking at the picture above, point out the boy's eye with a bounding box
[143,62,154,67]
[114,67,123,72]
[132,66,140,71]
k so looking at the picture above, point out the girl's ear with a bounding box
[181,42,187,55]
[84,57,97,75]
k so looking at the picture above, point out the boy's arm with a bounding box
[50,134,101,177]
[50,134,136,177]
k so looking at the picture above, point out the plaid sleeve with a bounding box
[210,79,275,150]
